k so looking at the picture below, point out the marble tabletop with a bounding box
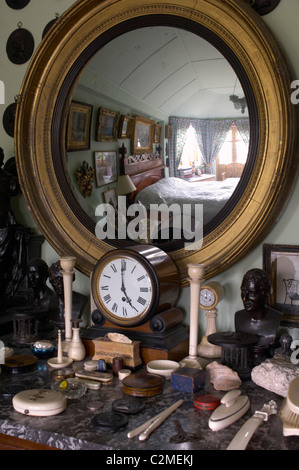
[0,352,298,452]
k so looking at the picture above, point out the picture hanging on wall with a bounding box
[94,151,117,187]
[118,115,133,139]
[103,188,117,207]
[67,101,93,151]
[96,108,120,142]
[5,0,31,9]
[132,115,154,154]
[6,24,34,65]
[154,124,162,143]
[263,243,299,327]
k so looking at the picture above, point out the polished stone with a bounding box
[0,353,298,450]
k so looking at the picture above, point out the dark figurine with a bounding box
[235,268,281,364]
[0,147,26,308]
[49,260,88,331]
[27,258,54,311]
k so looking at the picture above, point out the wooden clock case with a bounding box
[81,245,189,364]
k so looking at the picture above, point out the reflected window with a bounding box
[218,124,248,164]
[216,124,249,180]
[178,124,203,171]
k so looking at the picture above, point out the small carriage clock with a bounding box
[197,282,225,359]
[81,245,189,363]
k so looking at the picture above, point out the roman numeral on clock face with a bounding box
[137,296,146,306]
[104,294,111,303]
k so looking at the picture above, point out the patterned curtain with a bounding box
[196,119,233,174]
[234,119,250,145]
[168,117,190,177]
[168,117,249,176]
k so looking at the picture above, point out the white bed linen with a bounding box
[134,176,239,225]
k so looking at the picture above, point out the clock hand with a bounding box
[121,285,138,311]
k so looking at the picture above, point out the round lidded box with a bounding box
[12,389,67,416]
[193,394,221,411]
[122,373,163,397]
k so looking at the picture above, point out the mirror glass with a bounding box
[15,0,296,281]
[65,26,250,248]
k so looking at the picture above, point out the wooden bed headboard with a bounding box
[122,153,166,202]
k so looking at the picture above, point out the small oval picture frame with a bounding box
[6,25,34,65]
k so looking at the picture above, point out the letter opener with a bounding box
[127,399,183,439]
[226,400,277,450]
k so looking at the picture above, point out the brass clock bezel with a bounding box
[200,282,224,310]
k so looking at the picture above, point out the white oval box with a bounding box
[13,389,67,416]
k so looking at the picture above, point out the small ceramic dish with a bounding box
[146,360,180,378]
[51,378,87,399]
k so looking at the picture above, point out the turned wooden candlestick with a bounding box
[181,263,205,368]
[60,256,76,346]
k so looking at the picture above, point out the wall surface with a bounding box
[1,0,299,339]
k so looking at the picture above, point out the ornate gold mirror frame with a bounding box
[15,0,299,286]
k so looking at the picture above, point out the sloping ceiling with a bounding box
[84,26,248,120]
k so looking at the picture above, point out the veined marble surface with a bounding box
[0,354,298,451]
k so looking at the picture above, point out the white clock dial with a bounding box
[200,288,216,308]
[98,257,153,320]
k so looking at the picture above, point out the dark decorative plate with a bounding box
[42,15,59,40]
[245,0,280,15]
[91,412,128,432]
[5,0,30,9]
[6,26,34,65]
[2,102,17,137]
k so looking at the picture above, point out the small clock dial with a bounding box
[98,257,153,321]
[199,282,224,310]
[200,288,216,308]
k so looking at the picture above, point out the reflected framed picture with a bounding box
[94,151,117,187]
[67,101,93,151]
[103,188,117,206]
[96,107,120,142]
[119,115,133,138]
[132,115,154,154]
[263,243,299,327]
[154,124,162,143]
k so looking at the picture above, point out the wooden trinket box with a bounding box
[92,337,142,368]
[171,367,206,393]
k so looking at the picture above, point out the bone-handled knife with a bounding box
[226,400,277,450]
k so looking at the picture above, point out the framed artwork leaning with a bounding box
[94,151,117,187]
[263,243,299,327]
[67,101,93,151]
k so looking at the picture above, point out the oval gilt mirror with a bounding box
[15,0,299,285]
